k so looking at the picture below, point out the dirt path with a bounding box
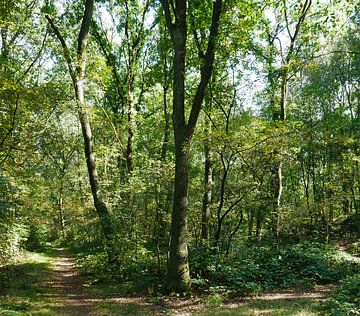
[156,285,335,315]
[44,248,92,315]
[43,249,160,315]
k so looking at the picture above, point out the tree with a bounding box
[160,0,223,291]
[44,0,117,263]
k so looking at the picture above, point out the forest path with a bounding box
[43,248,92,315]
[0,247,341,315]
[0,248,164,315]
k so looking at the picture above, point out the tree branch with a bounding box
[187,0,223,138]
[45,14,76,84]
[76,0,94,78]
[160,0,174,40]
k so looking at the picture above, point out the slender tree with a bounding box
[45,0,117,263]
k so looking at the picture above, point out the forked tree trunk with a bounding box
[161,0,223,291]
[269,0,312,237]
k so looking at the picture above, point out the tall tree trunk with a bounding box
[269,0,312,237]
[126,72,135,174]
[167,14,190,290]
[247,208,254,240]
[161,85,170,161]
[58,196,65,238]
[46,0,117,264]
[161,0,222,292]
[77,93,117,264]
[271,72,287,236]
[168,136,191,290]
[255,207,263,238]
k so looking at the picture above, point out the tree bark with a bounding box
[161,84,170,161]
[167,2,190,289]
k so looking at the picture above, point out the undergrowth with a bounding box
[190,242,359,296]
[73,241,359,298]
[324,273,360,315]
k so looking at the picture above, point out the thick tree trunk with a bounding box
[167,15,191,290]
[168,138,191,290]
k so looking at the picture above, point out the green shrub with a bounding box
[24,224,48,251]
[75,246,166,295]
[189,242,354,296]
[76,252,110,281]
[325,274,360,315]
[0,223,29,264]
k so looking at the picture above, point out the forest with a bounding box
[0,0,359,315]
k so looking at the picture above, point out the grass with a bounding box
[195,298,323,316]
[0,251,58,315]
[0,249,160,316]
[91,302,156,315]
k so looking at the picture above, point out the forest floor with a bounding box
[0,248,339,316]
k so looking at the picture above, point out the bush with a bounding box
[75,245,166,295]
[76,252,110,281]
[0,223,29,264]
[24,224,48,251]
[189,242,354,296]
[325,274,360,315]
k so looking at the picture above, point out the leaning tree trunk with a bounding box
[76,87,117,264]
[46,0,117,264]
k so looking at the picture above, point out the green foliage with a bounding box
[40,4,56,15]
[24,224,48,251]
[0,223,29,264]
[325,274,360,316]
[76,252,110,281]
[75,245,166,295]
[205,292,224,306]
[190,243,357,296]
[0,0,359,300]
